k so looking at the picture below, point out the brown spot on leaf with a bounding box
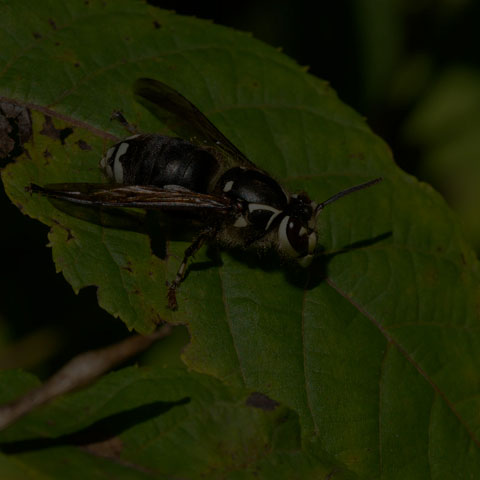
[82,436,123,458]
[74,62,80,68]
[40,116,73,144]
[80,436,153,473]
[0,101,32,164]
[48,18,57,29]
[122,262,133,273]
[153,20,161,29]
[76,139,92,151]
[326,469,339,480]
[0,119,14,159]
[52,219,75,241]
[32,32,42,39]
[246,392,279,411]
[43,148,52,165]
[348,152,365,161]
[151,311,165,325]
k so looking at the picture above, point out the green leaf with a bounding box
[0,367,356,479]
[2,1,480,478]
[403,67,480,252]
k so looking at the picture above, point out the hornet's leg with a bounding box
[110,110,138,135]
[167,227,218,310]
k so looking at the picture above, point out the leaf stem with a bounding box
[0,325,172,431]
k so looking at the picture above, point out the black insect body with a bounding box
[31,78,382,309]
[101,135,220,194]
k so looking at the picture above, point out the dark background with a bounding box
[2,0,479,376]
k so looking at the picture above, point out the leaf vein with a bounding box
[326,277,480,451]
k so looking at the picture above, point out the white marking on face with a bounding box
[295,231,317,267]
[233,215,248,228]
[299,227,307,236]
[106,164,113,178]
[223,180,234,192]
[297,254,313,267]
[278,216,297,258]
[126,134,140,140]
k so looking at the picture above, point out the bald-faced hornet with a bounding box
[31,78,381,309]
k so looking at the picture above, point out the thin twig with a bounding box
[0,324,172,431]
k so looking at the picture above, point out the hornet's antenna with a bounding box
[315,177,383,216]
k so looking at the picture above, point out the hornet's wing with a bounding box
[30,183,235,214]
[134,77,259,171]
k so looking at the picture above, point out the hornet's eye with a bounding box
[278,216,317,265]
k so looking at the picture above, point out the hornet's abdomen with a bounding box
[101,134,219,193]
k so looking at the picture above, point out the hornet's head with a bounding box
[277,193,317,267]
[278,177,382,267]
